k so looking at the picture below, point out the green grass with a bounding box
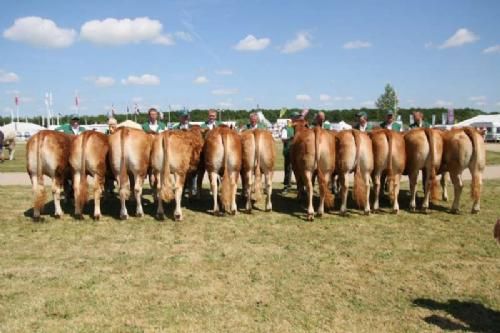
[0,180,499,332]
[486,150,500,165]
[0,142,26,172]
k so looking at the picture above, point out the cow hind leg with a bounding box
[209,172,220,215]
[339,174,349,216]
[450,172,463,214]
[73,172,84,219]
[93,174,104,220]
[264,171,273,212]
[305,170,314,221]
[372,172,381,212]
[134,176,145,218]
[392,174,401,214]
[409,171,418,212]
[243,170,252,212]
[174,174,186,221]
[230,172,238,215]
[441,174,448,202]
[363,172,371,215]
[52,178,64,218]
[31,175,46,221]
[470,168,482,214]
[154,171,165,220]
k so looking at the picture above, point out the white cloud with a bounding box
[174,31,193,42]
[4,89,20,95]
[281,32,311,54]
[343,40,372,49]
[211,88,238,95]
[131,96,143,103]
[483,45,500,54]
[469,96,486,102]
[91,76,115,87]
[244,97,255,102]
[360,100,375,108]
[234,34,270,51]
[424,42,433,49]
[215,69,233,76]
[319,94,331,102]
[496,102,500,107]
[193,76,209,84]
[80,17,173,46]
[475,101,486,107]
[333,96,354,101]
[435,100,453,107]
[218,101,233,108]
[152,34,175,46]
[0,70,20,83]
[121,74,160,85]
[296,94,311,102]
[3,16,76,48]
[439,28,479,49]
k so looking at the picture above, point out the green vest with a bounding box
[282,126,295,156]
[55,124,86,135]
[245,122,267,130]
[172,122,191,130]
[409,121,430,129]
[353,123,373,132]
[379,121,402,132]
[201,121,221,129]
[142,121,166,133]
[312,122,331,130]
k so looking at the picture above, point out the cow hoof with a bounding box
[174,214,183,221]
[54,214,62,219]
[93,214,100,221]
[409,206,416,213]
[364,210,370,216]
[230,209,237,216]
[33,216,43,222]
[213,210,222,216]
[340,211,348,217]
[450,208,460,215]
[421,208,429,214]
[306,214,314,221]
[317,213,323,218]
[75,214,84,220]
[442,196,448,202]
[136,212,144,218]
[471,208,479,214]
[120,214,129,220]
[156,213,165,221]
[392,209,399,215]
[265,208,272,212]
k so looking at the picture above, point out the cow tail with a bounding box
[253,130,262,202]
[160,132,174,202]
[77,132,89,210]
[315,127,333,209]
[352,130,367,209]
[34,132,46,212]
[424,128,440,201]
[463,127,482,202]
[119,128,130,200]
[220,131,232,211]
[386,130,395,203]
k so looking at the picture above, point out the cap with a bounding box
[291,111,301,119]
[356,111,367,118]
[180,110,190,117]
[70,114,80,120]
[108,118,118,125]
[386,110,394,116]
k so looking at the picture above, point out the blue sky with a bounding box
[1,0,499,117]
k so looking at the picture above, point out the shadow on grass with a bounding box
[413,298,500,333]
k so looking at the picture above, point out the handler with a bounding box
[55,115,86,134]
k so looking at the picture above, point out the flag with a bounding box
[301,108,309,117]
[14,96,19,106]
[45,93,49,107]
[75,95,79,107]
[49,92,53,107]
[279,107,287,118]
[127,105,130,114]
[159,110,164,120]
[134,103,140,115]
[110,104,116,117]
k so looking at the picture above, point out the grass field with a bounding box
[0,180,499,332]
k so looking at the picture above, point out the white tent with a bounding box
[456,114,500,141]
[1,122,45,140]
[330,121,352,131]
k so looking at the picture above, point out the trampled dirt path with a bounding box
[2,166,500,186]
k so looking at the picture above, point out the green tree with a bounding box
[376,83,399,115]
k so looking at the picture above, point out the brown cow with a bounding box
[336,129,373,215]
[203,126,242,215]
[151,127,204,220]
[69,131,110,220]
[240,129,276,212]
[404,128,443,212]
[439,127,485,213]
[370,129,406,213]
[108,127,153,219]
[26,130,72,221]
[291,125,335,220]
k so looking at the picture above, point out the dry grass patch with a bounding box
[0,181,499,332]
